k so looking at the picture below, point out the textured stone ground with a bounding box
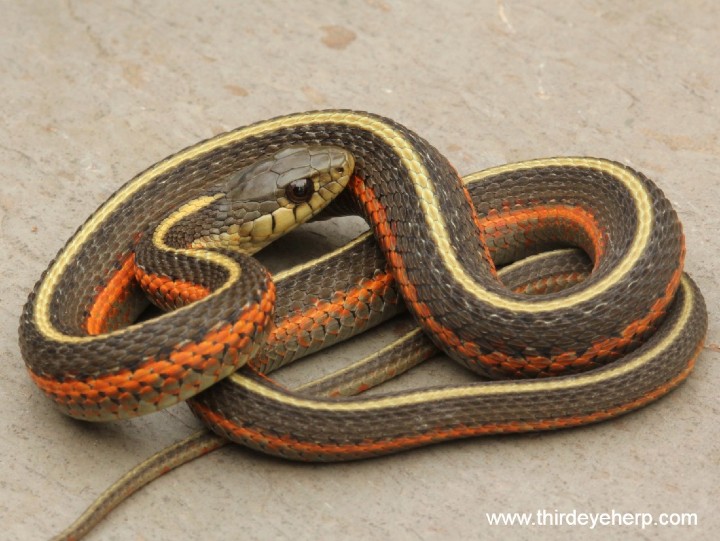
[1,2,718,539]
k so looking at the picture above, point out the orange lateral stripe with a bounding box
[479,204,606,264]
[460,181,497,275]
[194,345,698,459]
[135,268,212,309]
[255,272,396,369]
[86,253,215,335]
[86,254,138,335]
[29,279,275,419]
[347,175,683,378]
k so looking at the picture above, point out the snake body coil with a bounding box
[20,110,707,462]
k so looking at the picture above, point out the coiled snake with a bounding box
[19,111,707,539]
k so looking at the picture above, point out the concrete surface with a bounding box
[1,1,718,540]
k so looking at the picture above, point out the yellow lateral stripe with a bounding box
[228,276,693,411]
[34,111,653,342]
[152,194,224,250]
[37,195,242,342]
[237,113,653,314]
[407,155,652,313]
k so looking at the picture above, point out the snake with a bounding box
[18,111,707,539]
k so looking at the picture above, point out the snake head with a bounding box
[185,146,354,253]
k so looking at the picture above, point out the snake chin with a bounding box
[188,145,354,254]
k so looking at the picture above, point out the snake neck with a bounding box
[260,112,683,379]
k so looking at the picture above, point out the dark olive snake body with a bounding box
[18,111,707,540]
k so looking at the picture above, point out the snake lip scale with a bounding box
[17,110,707,538]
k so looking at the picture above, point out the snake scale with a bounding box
[18,111,707,539]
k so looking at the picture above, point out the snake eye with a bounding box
[285,178,314,204]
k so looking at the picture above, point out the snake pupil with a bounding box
[286,178,314,203]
